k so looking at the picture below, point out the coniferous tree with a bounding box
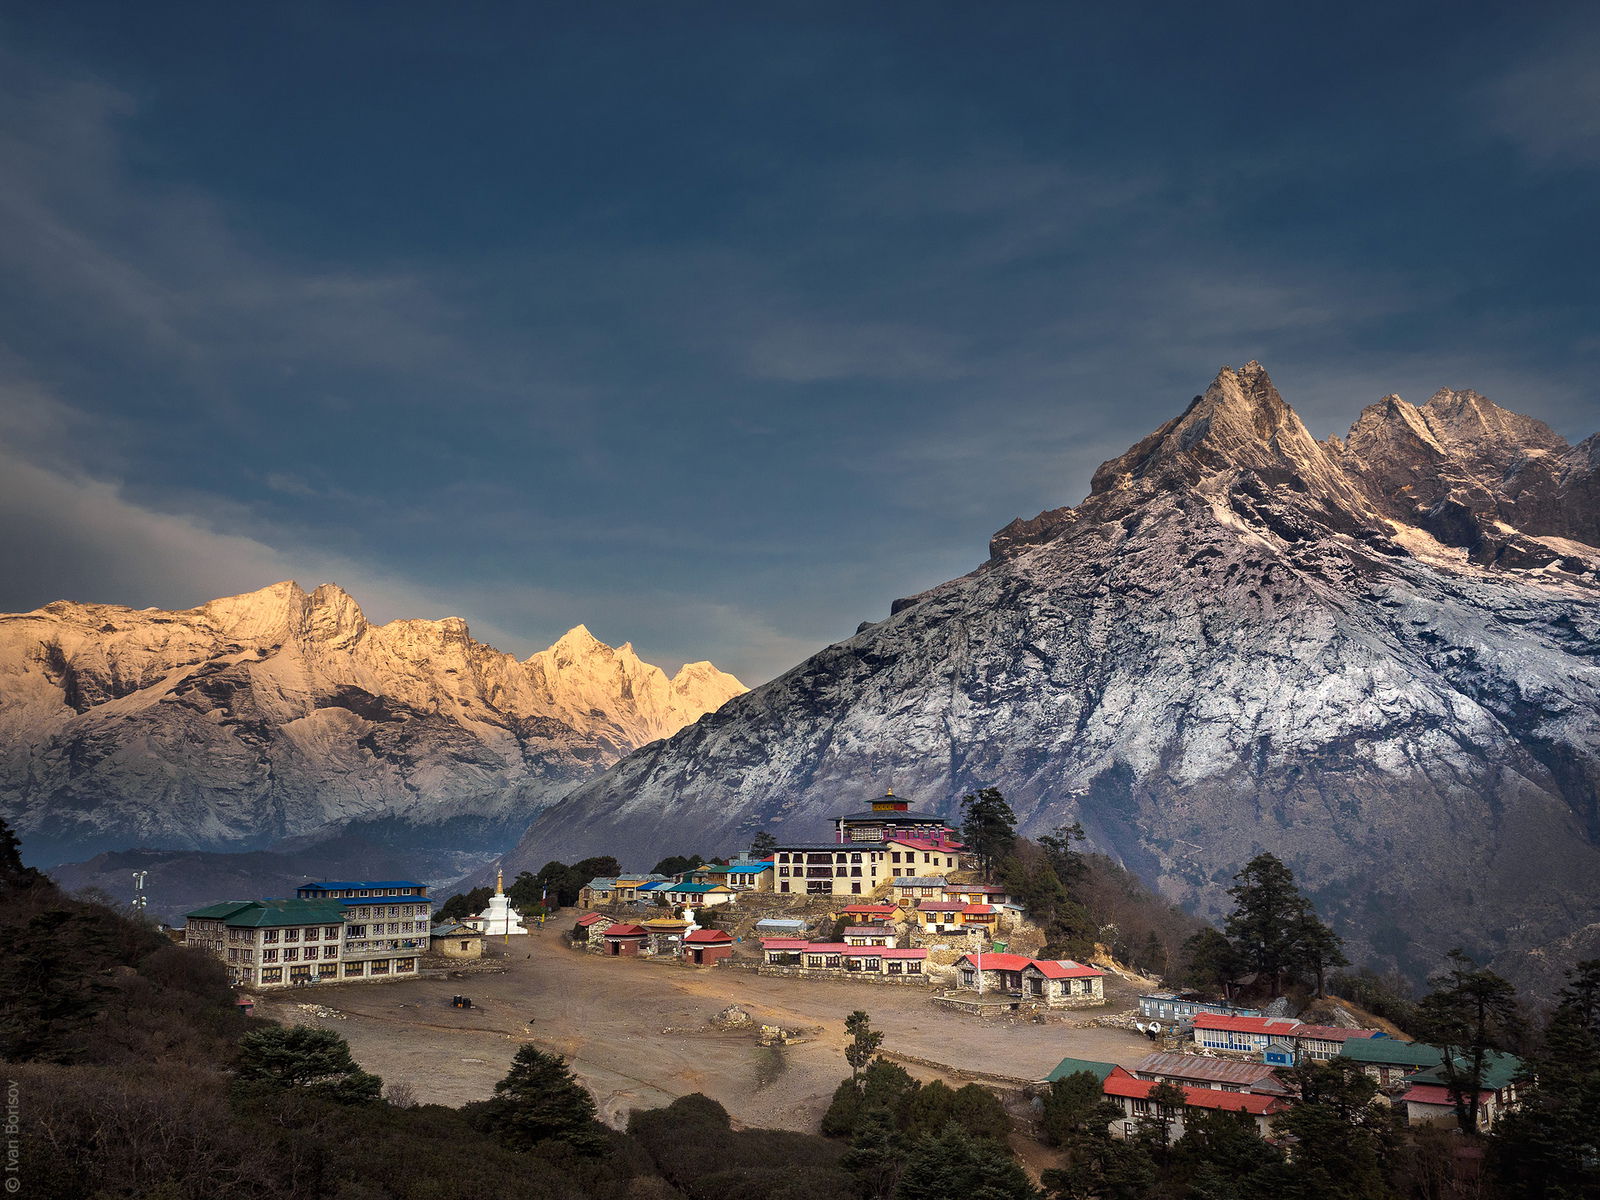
[480,1044,606,1154]
[1413,949,1521,1137]
[1179,927,1245,998]
[1038,821,1089,888]
[1223,853,1341,995]
[894,1122,1038,1200]
[749,831,779,859]
[234,1025,383,1103]
[1272,1058,1400,1200]
[959,787,1018,880]
[1489,959,1600,1197]
[845,1010,883,1080]
[841,1106,902,1200]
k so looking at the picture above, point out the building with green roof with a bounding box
[184,891,428,990]
[1041,1056,1122,1085]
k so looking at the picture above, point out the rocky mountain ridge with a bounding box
[0,581,744,866]
[502,363,1600,992]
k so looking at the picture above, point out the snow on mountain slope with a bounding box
[0,582,744,864]
[502,363,1600,992]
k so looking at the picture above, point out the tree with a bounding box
[1413,949,1521,1137]
[1291,909,1348,996]
[1490,959,1600,1198]
[436,886,492,923]
[479,1044,606,1154]
[0,908,121,1063]
[959,788,1018,880]
[1139,1081,1187,1156]
[1179,928,1244,998]
[1138,931,1167,978]
[894,1122,1038,1200]
[1272,1058,1400,1200]
[651,854,704,877]
[505,871,548,918]
[1039,1071,1122,1149]
[845,1011,883,1080]
[841,1107,902,1200]
[1223,853,1340,994]
[1038,822,1088,888]
[234,1025,383,1103]
[749,831,779,859]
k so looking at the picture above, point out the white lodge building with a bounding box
[184,879,430,988]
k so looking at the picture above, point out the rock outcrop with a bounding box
[0,582,744,865]
[503,363,1600,993]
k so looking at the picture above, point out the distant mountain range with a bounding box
[499,363,1600,994]
[0,581,744,877]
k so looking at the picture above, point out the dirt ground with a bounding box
[256,918,1155,1135]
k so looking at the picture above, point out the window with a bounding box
[284,928,299,942]
[324,946,338,959]
[284,948,298,962]
[835,866,846,877]
[371,960,390,975]
[907,961,921,974]
[779,867,789,877]
[263,931,279,943]
[261,968,283,983]
[397,958,415,972]
[852,882,862,894]
[851,852,861,863]
[303,928,318,941]
[825,955,842,968]
[262,949,279,963]
[344,962,365,977]
[888,961,903,974]
[780,883,790,893]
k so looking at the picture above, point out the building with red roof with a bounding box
[1192,1013,1381,1062]
[758,938,927,982]
[681,927,735,966]
[601,923,647,957]
[953,953,1107,1007]
[1100,1068,1290,1138]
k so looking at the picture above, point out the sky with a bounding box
[1,1,1596,684]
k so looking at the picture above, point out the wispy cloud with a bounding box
[1485,19,1600,166]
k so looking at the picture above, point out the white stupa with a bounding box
[471,869,528,936]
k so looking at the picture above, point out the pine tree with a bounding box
[1414,949,1521,1137]
[959,788,1018,880]
[841,1106,902,1200]
[1489,959,1600,1197]
[234,1025,383,1103]
[1272,1059,1400,1200]
[480,1044,606,1154]
[894,1122,1038,1200]
[845,1010,883,1080]
[1178,928,1244,998]
[749,831,779,859]
[1223,853,1341,995]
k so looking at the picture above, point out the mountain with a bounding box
[0,581,744,868]
[502,363,1600,992]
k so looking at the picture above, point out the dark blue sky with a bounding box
[1,2,1596,682]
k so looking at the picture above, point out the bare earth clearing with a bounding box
[259,918,1153,1133]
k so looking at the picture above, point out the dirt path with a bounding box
[257,919,1154,1135]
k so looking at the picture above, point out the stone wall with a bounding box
[756,965,930,987]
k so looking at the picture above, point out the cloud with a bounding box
[1486,22,1600,165]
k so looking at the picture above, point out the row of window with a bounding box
[777,881,866,894]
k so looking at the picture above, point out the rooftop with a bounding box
[300,880,428,891]
[836,807,949,823]
[1044,1057,1121,1084]
[1410,1050,1522,1092]
[1134,1052,1286,1091]
[186,898,348,928]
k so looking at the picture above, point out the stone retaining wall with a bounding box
[756,965,929,987]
